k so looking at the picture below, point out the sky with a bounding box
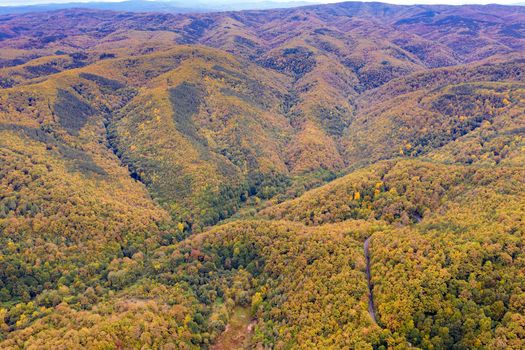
[0,0,521,6]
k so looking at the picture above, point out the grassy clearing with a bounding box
[211,307,254,350]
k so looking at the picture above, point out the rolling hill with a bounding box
[0,2,524,349]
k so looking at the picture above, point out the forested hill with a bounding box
[0,2,524,349]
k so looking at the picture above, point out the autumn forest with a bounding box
[0,1,524,349]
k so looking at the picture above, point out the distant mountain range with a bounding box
[0,0,320,14]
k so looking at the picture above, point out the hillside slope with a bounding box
[260,159,525,348]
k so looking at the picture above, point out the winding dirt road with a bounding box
[364,236,377,323]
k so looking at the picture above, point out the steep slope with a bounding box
[105,47,295,228]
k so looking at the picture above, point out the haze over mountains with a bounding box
[1,0,524,16]
[0,0,322,14]
[0,1,524,349]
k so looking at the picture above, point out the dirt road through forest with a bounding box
[364,236,377,323]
